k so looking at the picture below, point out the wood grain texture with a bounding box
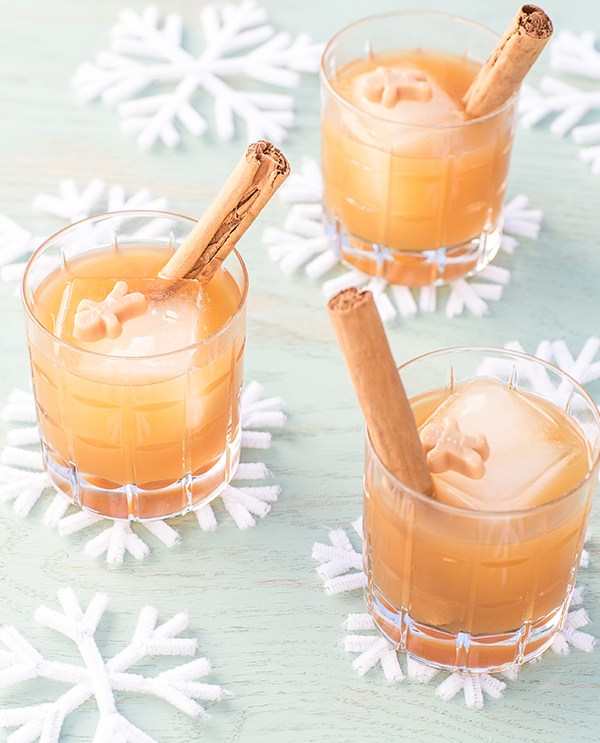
[0,1,599,742]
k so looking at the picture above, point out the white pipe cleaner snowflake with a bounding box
[1,381,286,565]
[478,337,600,410]
[262,158,542,321]
[0,179,169,286]
[520,31,600,174]
[313,523,595,709]
[0,587,229,741]
[311,337,600,708]
[71,2,323,149]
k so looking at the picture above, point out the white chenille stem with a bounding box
[450,279,488,316]
[234,462,270,480]
[316,560,358,580]
[241,430,272,449]
[406,655,439,683]
[472,283,503,302]
[311,542,338,561]
[505,194,529,211]
[328,528,354,552]
[343,614,375,632]
[565,608,590,630]
[195,503,218,531]
[13,487,43,517]
[322,270,368,298]
[58,511,105,537]
[1,447,43,470]
[241,485,279,502]
[390,285,417,319]
[221,496,256,529]
[419,286,437,313]
[380,649,404,682]
[479,674,506,699]
[479,264,511,285]
[43,493,71,528]
[352,637,389,676]
[445,290,464,319]
[573,121,600,144]
[552,104,590,135]
[571,586,585,606]
[500,234,518,254]
[241,380,264,406]
[324,572,366,595]
[143,520,181,548]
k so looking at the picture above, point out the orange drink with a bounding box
[364,348,600,672]
[22,212,247,521]
[321,12,518,286]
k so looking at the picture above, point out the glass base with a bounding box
[324,215,502,288]
[42,429,241,522]
[367,585,571,673]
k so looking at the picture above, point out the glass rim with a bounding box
[321,9,519,130]
[21,209,249,361]
[365,345,600,517]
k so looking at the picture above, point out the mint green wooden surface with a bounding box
[1,0,599,741]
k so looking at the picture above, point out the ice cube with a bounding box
[420,378,590,510]
[348,64,466,126]
[56,278,205,357]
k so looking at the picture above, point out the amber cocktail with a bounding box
[23,211,247,521]
[321,12,517,286]
[364,347,599,672]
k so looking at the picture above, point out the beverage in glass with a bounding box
[364,347,600,671]
[321,12,518,286]
[22,211,247,521]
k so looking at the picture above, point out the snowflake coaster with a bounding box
[0,381,286,565]
[72,2,323,149]
[310,337,599,708]
[0,179,169,286]
[520,31,600,174]
[478,337,600,397]
[313,522,595,709]
[0,587,229,741]
[262,158,542,321]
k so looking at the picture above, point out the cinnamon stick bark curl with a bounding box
[161,141,290,282]
[463,5,553,119]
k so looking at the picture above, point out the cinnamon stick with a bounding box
[160,140,290,282]
[327,288,435,497]
[463,5,553,119]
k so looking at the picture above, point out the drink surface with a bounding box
[322,48,515,281]
[34,246,241,356]
[27,245,245,519]
[330,49,474,127]
[413,378,592,511]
